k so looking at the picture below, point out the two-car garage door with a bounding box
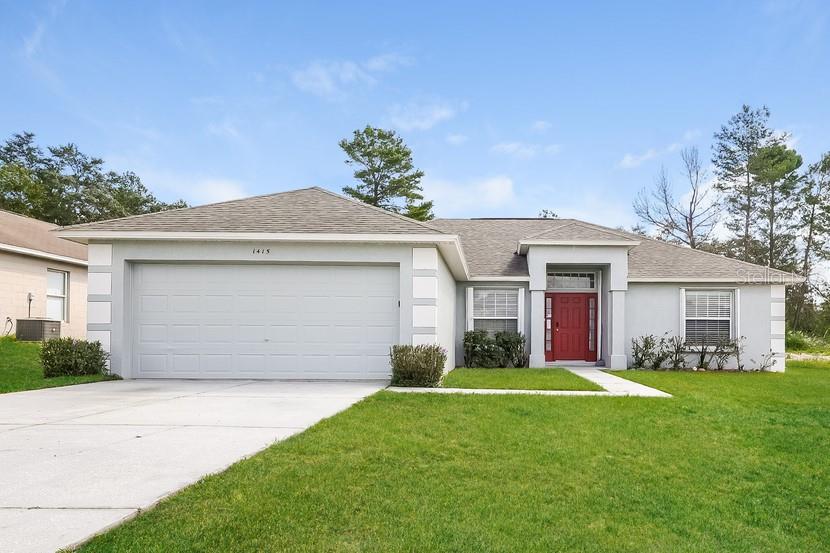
[131,263,399,380]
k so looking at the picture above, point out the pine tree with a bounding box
[339,126,434,221]
[712,105,777,263]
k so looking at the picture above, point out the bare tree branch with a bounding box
[633,147,719,248]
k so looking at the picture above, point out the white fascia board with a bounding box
[467,276,530,282]
[0,242,87,266]
[436,240,470,281]
[52,230,471,280]
[628,277,806,284]
[517,240,640,254]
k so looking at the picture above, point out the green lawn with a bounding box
[0,337,114,394]
[79,361,829,552]
[441,367,603,391]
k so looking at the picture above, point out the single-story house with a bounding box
[1,209,87,338]
[55,187,800,379]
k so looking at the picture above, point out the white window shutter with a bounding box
[466,287,474,331]
[734,288,740,339]
[517,290,525,335]
[679,288,686,341]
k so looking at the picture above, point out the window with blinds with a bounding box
[471,288,520,335]
[684,289,733,345]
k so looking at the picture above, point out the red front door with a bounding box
[544,293,597,362]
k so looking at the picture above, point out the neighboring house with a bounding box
[55,187,801,379]
[1,210,87,338]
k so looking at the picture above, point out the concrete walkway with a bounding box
[563,367,672,397]
[388,368,671,398]
[0,379,384,553]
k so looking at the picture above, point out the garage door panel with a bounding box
[132,264,399,379]
[203,325,233,342]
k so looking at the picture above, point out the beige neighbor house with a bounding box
[55,187,802,380]
[0,210,87,338]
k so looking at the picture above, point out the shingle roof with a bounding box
[431,217,800,283]
[523,220,639,242]
[0,210,86,261]
[59,187,447,235]
[429,218,569,277]
[55,185,800,283]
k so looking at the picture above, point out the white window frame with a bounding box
[46,269,69,322]
[680,287,740,347]
[546,271,598,292]
[466,286,525,335]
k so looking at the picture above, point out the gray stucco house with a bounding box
[56,187,801,379]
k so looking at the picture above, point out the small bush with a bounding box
[786,330,830,353]
[630,334,658,368]
[463,330,501,368]
[41,338,109,378]
[666,336,686,370]
[494,331,528,368]
[390,344,447,387]
[463,330,527,368]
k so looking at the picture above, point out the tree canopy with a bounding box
[339,126,434,221]
[0,132,186,226]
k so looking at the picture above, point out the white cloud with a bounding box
[23,22,47,58]
[618,129,700,169]
[388,101,459,131]
[491,142,561,159]
[421,175,517,217]
[291,60,373,99]
[774,128,800,150]
[364,53,412,72]
[206,119,242,140]
[152,172,249,205]
[531,120,551,132]
[446,133,468,145]
[291,53,410,99]
[619,149,659,169]
[107,161,249,206]
[189,179,249,204]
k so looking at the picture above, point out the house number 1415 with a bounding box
[252,248,271,254]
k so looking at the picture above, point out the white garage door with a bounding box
[131,263,399,379]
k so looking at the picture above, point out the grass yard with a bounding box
[441,367,603,391]
[0,337,114,394]
[79,361,829,552]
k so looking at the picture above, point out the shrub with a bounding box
[463,330,500,368]
[41,338,109,378]
[494,331,528,368]
[786,330,830,353]
[712,339,735,370]
[390,344,447,387]
[630,334,658,368]
[666,336,686,370]
[463,330,527,368]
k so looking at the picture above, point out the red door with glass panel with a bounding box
[544,293,597,362]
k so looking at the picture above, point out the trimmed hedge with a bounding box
[390,344,447,387]
[463,330,527,368]
[41,338,110,378]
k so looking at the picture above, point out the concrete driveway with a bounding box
[0,379,385,553]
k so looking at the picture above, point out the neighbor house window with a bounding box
[46,269,69,322]
[683,289,734,345]
[467,287,523,335]
[547,272,596,290]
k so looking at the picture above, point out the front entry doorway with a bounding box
[544,292,597,362]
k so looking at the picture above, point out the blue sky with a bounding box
[2,0,829,226]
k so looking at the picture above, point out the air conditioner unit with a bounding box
[16,318,61,341]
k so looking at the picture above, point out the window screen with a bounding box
[684,290,733,345]
[471,288,520,335]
